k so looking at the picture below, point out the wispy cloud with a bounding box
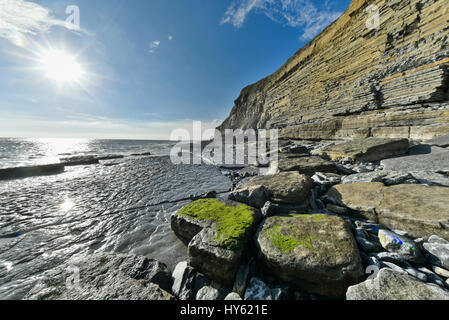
[149,40,161,53]
[221,0,342,40]
[168,35,173,41]
[0,0,73,44]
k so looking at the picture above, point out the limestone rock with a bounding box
[277,156,337,176]
[317,138,409,162]
[228,185,269,209]
[25,253,174,300]
[255,213,363,298]
[341,171,416,185]
[327,183,449,240]
[311,172,342,186]
[172,261,196,300]
[423,242,449,270]
[346,268,449,300]
[195,286,222,300]
[233,262,251,297]
[378,230,425,264]
[381,149,449,174]
[427,134,449,148]
[243,277,273,300]
[224,292,242,300]
[171,199,262,285]
[242,172,313,204]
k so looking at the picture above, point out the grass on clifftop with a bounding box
[177,198,255,251]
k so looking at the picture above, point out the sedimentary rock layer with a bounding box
[218,0,449,140]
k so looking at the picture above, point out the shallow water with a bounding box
[0,155,231,299]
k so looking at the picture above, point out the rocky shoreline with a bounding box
[13,134,449,300]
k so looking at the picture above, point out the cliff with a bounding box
[218,0,449,140]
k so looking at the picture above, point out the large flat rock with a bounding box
[255,213,363,298]
[25,252,174,300]
[346,268,449,300]
[171,199,262,285]
[316,138,409,162]
[381,149,449,174]
[277,156,337,176]
[327,183,449,240]
[426,134,449,148]
[242,172,313,204]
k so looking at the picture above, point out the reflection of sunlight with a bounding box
[34,138,89,165]
[60,199,75,212]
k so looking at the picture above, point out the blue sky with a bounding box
[0,0,350,139]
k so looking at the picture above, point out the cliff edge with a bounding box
[218,0,449,140]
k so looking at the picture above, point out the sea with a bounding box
[0,137,178,169]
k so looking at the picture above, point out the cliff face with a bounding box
[218,0,449,140]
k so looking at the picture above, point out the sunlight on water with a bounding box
[60,198,75,212]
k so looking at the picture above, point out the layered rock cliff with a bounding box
[218,0,449,140]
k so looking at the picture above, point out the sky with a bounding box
[0,0,351,140]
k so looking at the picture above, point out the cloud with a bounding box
[149,40,161,53]
[221,0,342,40]
[0,0,74,44]
[168,35,173,41]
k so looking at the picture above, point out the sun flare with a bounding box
[38,50,84,83]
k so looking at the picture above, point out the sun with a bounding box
[38,50,84,83]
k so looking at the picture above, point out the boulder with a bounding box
[244,277,273,300]
[423,241,449,270]
[233,262,251,297]
[25,253,174,300]
[311,172,342,186]
[277,156,337,176]
[426,134,449,148]
[378,230,425,264]
[327,183,449,240]
[317,138,409,163]
[224,292,242,300]
[255,213,363,298]
[172,261,196,300]
[171,199,262,285]
[241,172,313,204]
[195,286,222,300]
[346,268,449,300]
[228,185,269,209]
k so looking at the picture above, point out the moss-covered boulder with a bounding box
[171,199,262,284]
[255,213,363,298]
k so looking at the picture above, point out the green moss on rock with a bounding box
[177,198,256,251]
[264,214,324,253]
[265,226,299,253]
